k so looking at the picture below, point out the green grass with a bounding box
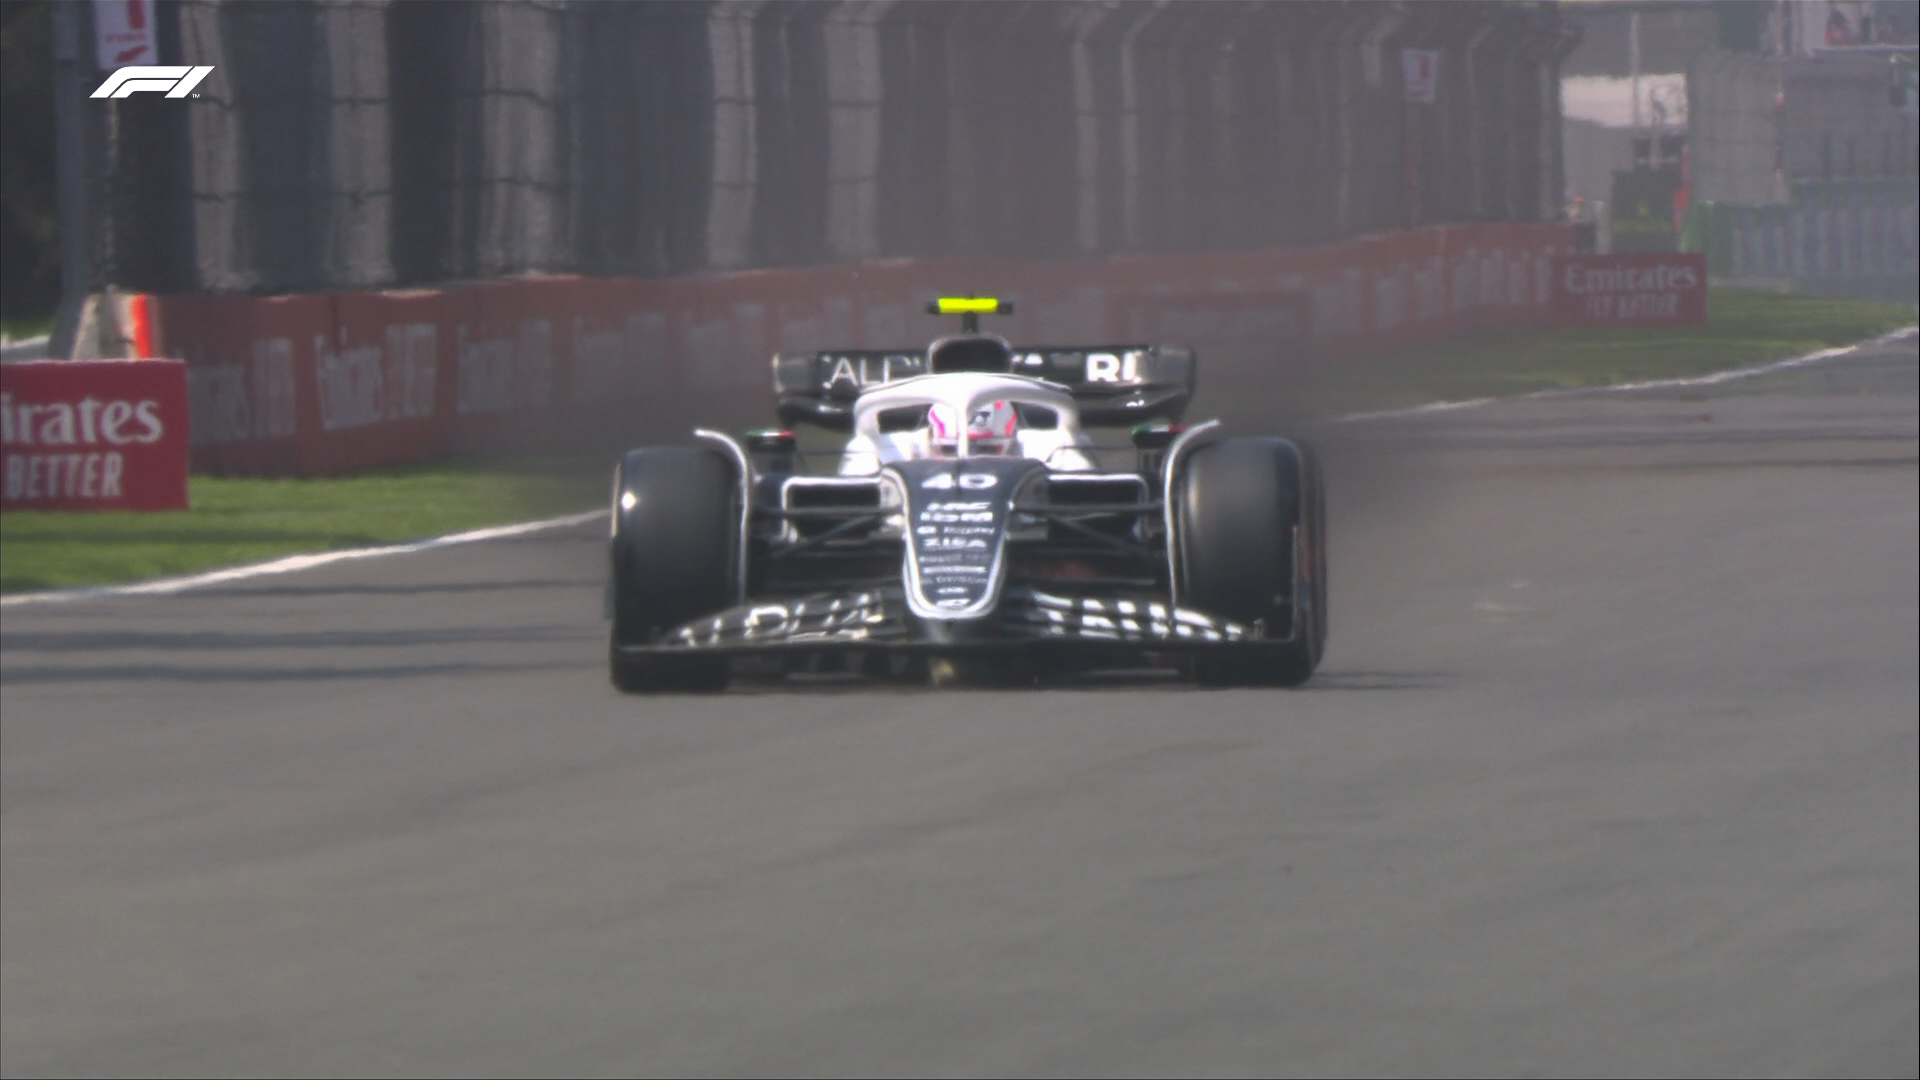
[1281,288,1917,417]
[1,454,608,593]
[2,287,1912,593]
[1,314,53,344]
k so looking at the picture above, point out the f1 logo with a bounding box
[91,66,214,99]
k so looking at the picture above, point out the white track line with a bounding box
[1336,325,1918,424]
[0,510,606,608]
[5,326,1914,608]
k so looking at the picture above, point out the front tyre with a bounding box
[1175,436,1326,687]
[608,447,738,693]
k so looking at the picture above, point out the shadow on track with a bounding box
[719,667,1455,696]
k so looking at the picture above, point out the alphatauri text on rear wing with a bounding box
[772,344,1197,430]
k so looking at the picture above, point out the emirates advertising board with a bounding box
[0,360,191,512]
[1550,253,1708,326]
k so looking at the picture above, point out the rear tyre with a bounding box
[1176,436,1325,687]
[609,447,738,693]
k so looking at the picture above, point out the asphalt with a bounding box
[3,340,1916,1078]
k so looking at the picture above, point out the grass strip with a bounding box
[1,315,54,344]
[1,455,607,593]
[1278,287,1917,418]
[3,287,1912,593]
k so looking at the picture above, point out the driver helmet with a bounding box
[928,399,1019,457]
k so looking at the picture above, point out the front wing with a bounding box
[612,585,1260,659]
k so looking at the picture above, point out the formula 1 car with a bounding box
[608,298,1325,692]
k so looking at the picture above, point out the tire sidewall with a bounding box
[1175,435,1324,686]
[1174,436,1301,630]
[610,447,739,646]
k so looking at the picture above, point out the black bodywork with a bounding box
[609,336,1326,688]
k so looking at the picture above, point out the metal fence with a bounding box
[1687,46,1918,297]
[1689,46,1920,205]
[93,0,1577,295]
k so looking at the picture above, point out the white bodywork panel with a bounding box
[837,372,1099,475]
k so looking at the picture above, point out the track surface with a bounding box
[4,341,1916,1078]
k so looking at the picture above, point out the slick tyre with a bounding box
[608,447,737,693]
[1175,436,1325,687]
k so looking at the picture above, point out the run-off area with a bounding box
[1,341,1914,1078]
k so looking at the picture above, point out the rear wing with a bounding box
[772,345,1197,430]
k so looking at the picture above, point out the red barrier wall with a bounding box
[163,293,328,476]
[1,359,191,511]
[153,224,1575,476]
[315,290,455,473]
[449,278,571,454]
